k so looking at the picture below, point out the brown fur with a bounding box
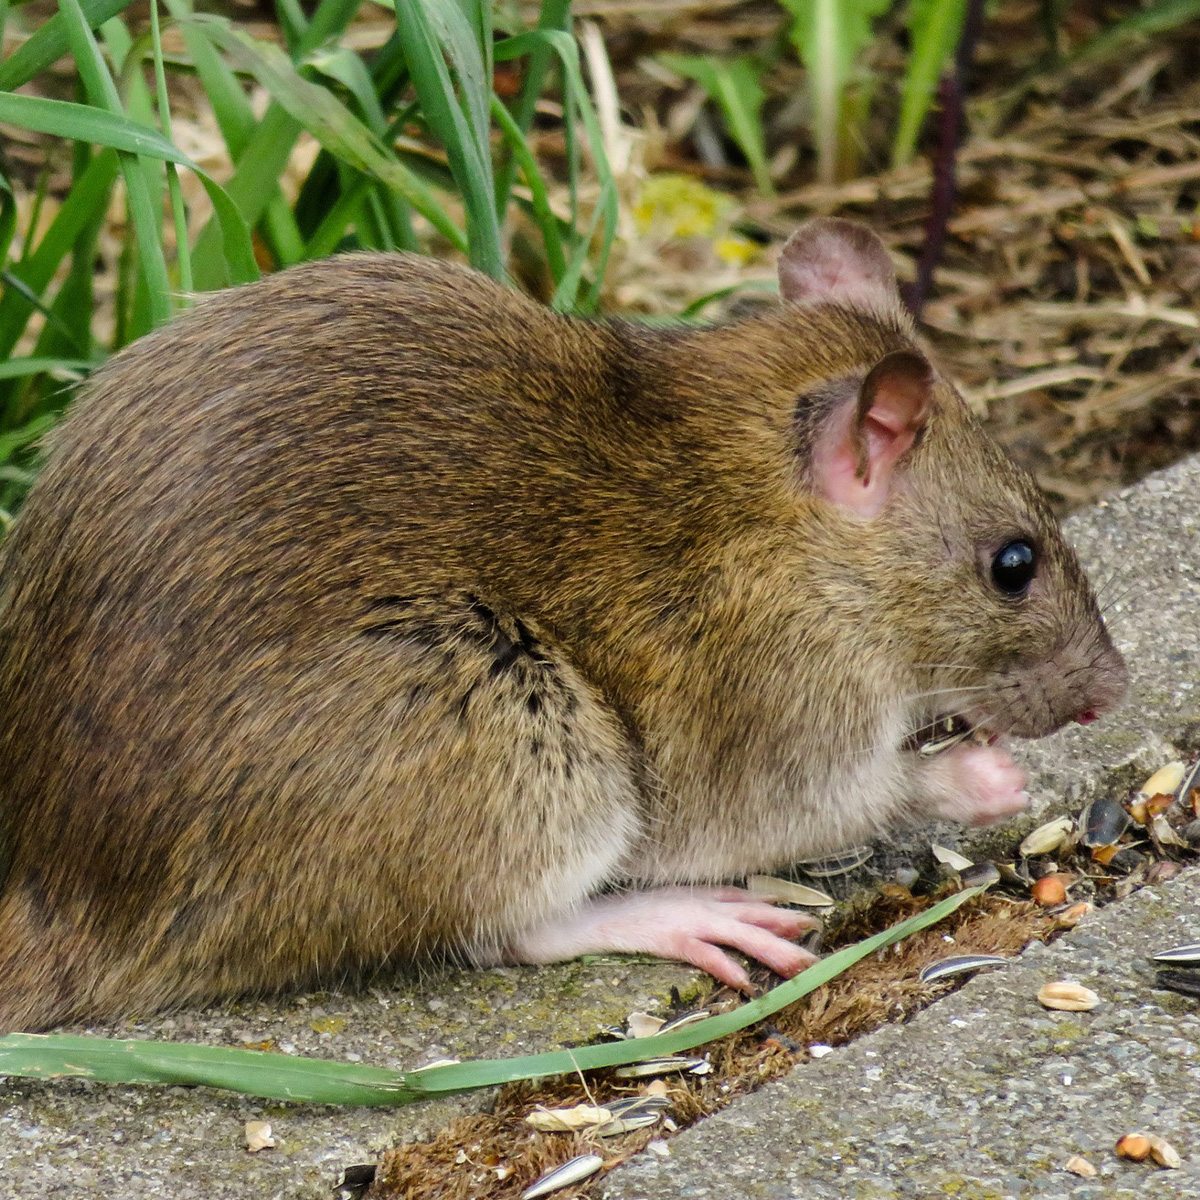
[0,239,1125,1029]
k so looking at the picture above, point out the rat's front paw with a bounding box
[505,886,819,992]
[925,743,1029,826]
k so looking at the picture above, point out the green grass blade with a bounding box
[0,0,130,91]
[300,0,365,55]
[305,45,388,134]
[148,0,192,297]
[0,888,980,1105]
[1059,0,1200,65]
[396,0,502,276]
[0,413,59,464]
[489,94,566,279]
[892,0,967,168]
[494,0,571,218]
[659,54,773,196]
[0,169,15,270]
[58,0,171,327]
[0,150,118,365]
[0,358,94,381]
[0,94,258,287]
[182,16,466,255]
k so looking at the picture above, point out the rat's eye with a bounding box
[991,540,1036,595]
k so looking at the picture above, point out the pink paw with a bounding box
[508,886,820,991]
[929,743,1029,826]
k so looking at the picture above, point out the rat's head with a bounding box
[775,218,1128,742]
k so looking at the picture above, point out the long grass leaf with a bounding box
[148,0,192,297]
[0,94,257,287]
[395,0,502,275]
[0,358,94,381]
[0,888,980,1105]
[0,0,130,91]
[0,151,118,364]
[58,0,172,328]
[180,16,466,254]
[892,0,967,168]
[0,413,59,464]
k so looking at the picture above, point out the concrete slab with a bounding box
[2,451,1198,1199]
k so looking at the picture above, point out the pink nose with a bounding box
[1076,709,1098,725]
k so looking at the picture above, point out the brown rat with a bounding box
[0,219,1126,1030]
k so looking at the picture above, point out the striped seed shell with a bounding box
[747,875,834,908]
[520,1154,604,1199]
[614,1056,707,1078]
[919,954,1010,984]
[1151,943,1200,964]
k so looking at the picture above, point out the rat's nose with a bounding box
[1075,709,1098,725]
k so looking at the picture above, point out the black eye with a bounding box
[992,540,1036,595]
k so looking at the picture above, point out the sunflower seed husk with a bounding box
[918,954,1011,984]
[244,1120,275,1152]
[1177,757,1200,808]
[1149,812,1188,849]
[1151,943,1200,964]
[960,861,1001,890]
[1138,761,1186,800]
[1155,968,1200,998]
[1063,1154,1097,1178]
[614,1056,707,1079]
[913,715,974,756]
[1079,794,1131,848]
[594,1097,670,1137]
[597,1024,628,1041]
[657,1010,713,1035]
[931,844,973,872]
[1148,1134,1183,1169]
[524,1104,613,1133]
[625,1011,665,1039]
[520,1154,604,1199]
[1018,816,1075,858]
[1037,981,1101,1011]
[747,875,834,908]
[793,846,873,877]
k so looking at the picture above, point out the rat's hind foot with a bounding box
[503,886,819,991]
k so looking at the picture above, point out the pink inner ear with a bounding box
[814,351,934,519]
[778,218,899,311]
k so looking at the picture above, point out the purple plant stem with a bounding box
[901,0,989,317]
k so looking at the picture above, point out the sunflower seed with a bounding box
[919,954,1011,984]
[747,875,834,908]
[1037,981,1101,1011]
[960,861,1001,890]
[626,1011,665,1039]
[931,844,973,871]
[657,1010,714,1035]
[1137,761,1186,800]
[520,1154,604,1199]
[793,846,873,877]
[1151,943,1200,964]
[1078,794,1131,848]
[1018,816,1075,858]
[614,1055,707,1078]
[594,1097,670,1137]
[1156,968,1200,998]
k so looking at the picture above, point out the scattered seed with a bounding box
[524,1104,612,1133]
[793,846,873,877]
[1115,1133,1153,1162]
[1057,901,1092,928]
[931,844,973,871]
[808,1043,834,1058]
[1031,874,1070,907]
[594,1097,670,1137]
[614,1055,707,1078]
[1152,943,1200,964]
[656,1010,713,1035]
[1037,981,1101,1011]
[1079,793,1131,849]
[244,1120,275,1152]
[918,954,1011,984]
[960,861,1001,890]
[1138,761,1186,800]
[1155,968,1200,998]
[747,875,834,908]
[1063,1154,1098,1177]
[1149,812,1187,848]
[1019,816,1075,857]
[625,1011,665,1039]
[521,1154,604,1199]
[1147,1134,1182,1169]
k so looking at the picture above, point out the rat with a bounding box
[0,218,1127,1031]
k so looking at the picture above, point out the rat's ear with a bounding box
[813,351,934,519]
[778,218,899,310]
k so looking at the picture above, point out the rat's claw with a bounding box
[505,886,819,987]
